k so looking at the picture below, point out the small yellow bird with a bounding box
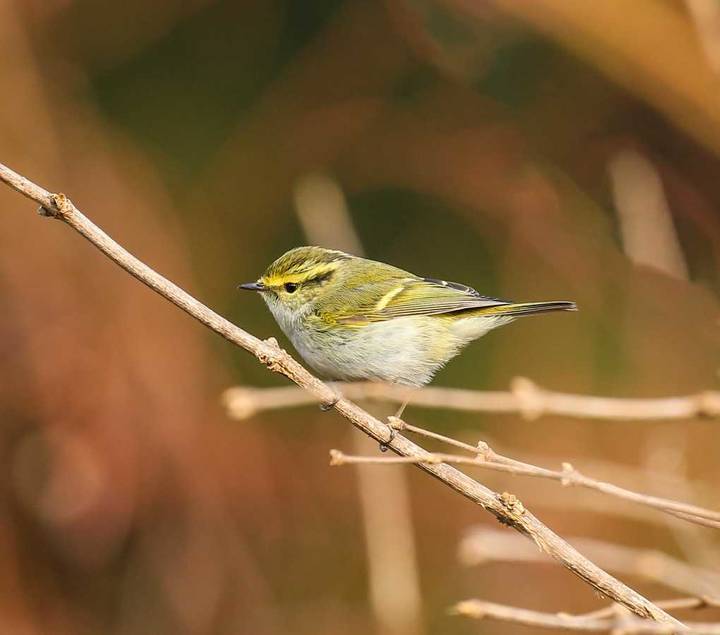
[239,247,576,391]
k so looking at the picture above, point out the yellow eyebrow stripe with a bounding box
[264,274,309,286]
[375,285,405,311]
[263,262,339,287]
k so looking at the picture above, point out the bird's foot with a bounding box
[319,395,340,411]
[319,383,341,411]
[379,416,405,452]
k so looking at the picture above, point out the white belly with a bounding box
[283,314,514,387]
[264,293,513,386]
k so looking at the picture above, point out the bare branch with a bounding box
[475,436,718,526]
[223,379,720,422]
[454,599,609,631]
[329,432,720,529]
[0,161,686,628]
[452,599,720,633]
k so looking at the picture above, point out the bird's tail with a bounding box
[480,301,577,318]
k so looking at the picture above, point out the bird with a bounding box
[239,246,576,417]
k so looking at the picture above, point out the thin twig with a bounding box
[452,599,720,633]
[473,435,718,527]
[388,423,720,528]
[225,384,720,526]
[0,161,686,628]
[329,435,720,529]
[222,379,720,422]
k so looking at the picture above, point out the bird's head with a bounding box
[238,246,352,315]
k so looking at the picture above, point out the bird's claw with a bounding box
[319,395,340,412]
[379,419,397,452]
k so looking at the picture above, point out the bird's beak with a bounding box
[238,281,265,292]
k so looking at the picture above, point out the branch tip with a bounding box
[451,600,484,618]
[329,449,345,466]
[697,390,720,417]
[220,388,257,420]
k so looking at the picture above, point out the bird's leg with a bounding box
[380,397,410,452]
[393,398,410,421]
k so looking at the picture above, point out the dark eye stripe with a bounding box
[305,271,333,285]
[279,271,333,293]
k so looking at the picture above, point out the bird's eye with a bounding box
[284,282,298,294]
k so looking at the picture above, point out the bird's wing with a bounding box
[327,275,510,325]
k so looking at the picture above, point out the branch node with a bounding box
[510,376,544,420]
[39,192,73,220]
[561,462,578,486]
[498,491,526,519]
[476,441,491,459]
[387,415,406,431]
[257,338,286,372]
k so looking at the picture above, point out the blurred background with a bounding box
[1,1,719,633]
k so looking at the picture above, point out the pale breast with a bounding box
[287,316,463,387]
[267,295,513,386]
